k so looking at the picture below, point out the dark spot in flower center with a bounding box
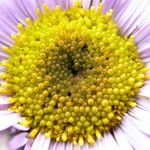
[68,57,80,76]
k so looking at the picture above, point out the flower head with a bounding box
[0,0,150,150]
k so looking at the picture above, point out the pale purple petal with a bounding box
[82,143,89,150]
[88,141,99,150]
[0,96,10,105]
[73,145,81,150]
[0,104,11,110]
[139,83,150,97]
[42,0,57,9]
[68,0,75,7]
[42,137,51,150]
[56,142,65,150]
[64,0,73,9]
[122,0,150,36]
[16,0,37,20]
[101,0,116,14]
[92,0,100,9]
[81,0,91,9]
[55,0,69,9]
[111,0,130,19]
[9,132,28,149]
[128,114,150,136]
[0,52,9,60]
[0,110,14,115]
[0,130,10,150]
[0,0,26,25]
[129,107,150,123]
[66,142,73,150]
[137,98,150,111]
[0,66,6,72]
[0,111,21,131]
[100,133,120,150]
[49,141,58,150]
[31,133,50,150]
[13,123,29,131]
[114,0,141,35]
[96,140,105,149]
[138,42,150,57]
[24,142,31,150]
[114,128,133,150]
[121,114,150,150]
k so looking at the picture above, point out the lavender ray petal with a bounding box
[0,0,27,25]
[0,52,8,60]
[24,142,31,150]
[31,133,50,150]
[15,0,31,19]
[97,140,106,149]
[112,0,130,20]
[101,0,116,14]
[113,128,133,150]
[137,98,150,111]
[0,104,11,111]
[54,0,65,9]
[133,6,150,43]
[0,66,6,72]
[129,107,150,123]
[0,0,23,26]
[0,32,14,46]
[139,83,150,97]
[122,0,150,36]
[44,0,69,9]
[0,112,21,131]
[137,42,150,58]
[0,110,13,115]
[42,137,51,150]
[135,23,150,44]
[0,129,10,150]
[82,143,89,150]
[63,0,70,9]
[68,0,75,7]
[73,145,81,150]
[65,142,73,150]
[121,114,150,150]
[114,0,141,35]
[9,132,28,149]
[92,0,100,9]
[81,0,91,9]
[49,141,58,150]
[128,114,150,136]
[58,0,71,10]
[35,0,44,11]
[42,0,56,9]
[0,23,16,47]
[0,96,10,105]
[88,141,99,150]
[56,142,65,150]
[9,127,18,135]
[17,0,37,20]
[13,124,29,131]
[100,133,120,150]
[0,47,8,55]
[57,0,74,9]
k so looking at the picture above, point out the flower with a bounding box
[0,0,150,150]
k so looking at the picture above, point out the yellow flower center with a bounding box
[0,2,149,145]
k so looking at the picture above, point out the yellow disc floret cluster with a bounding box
[0,3,149,145]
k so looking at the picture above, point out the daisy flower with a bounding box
[0,0,150,150]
